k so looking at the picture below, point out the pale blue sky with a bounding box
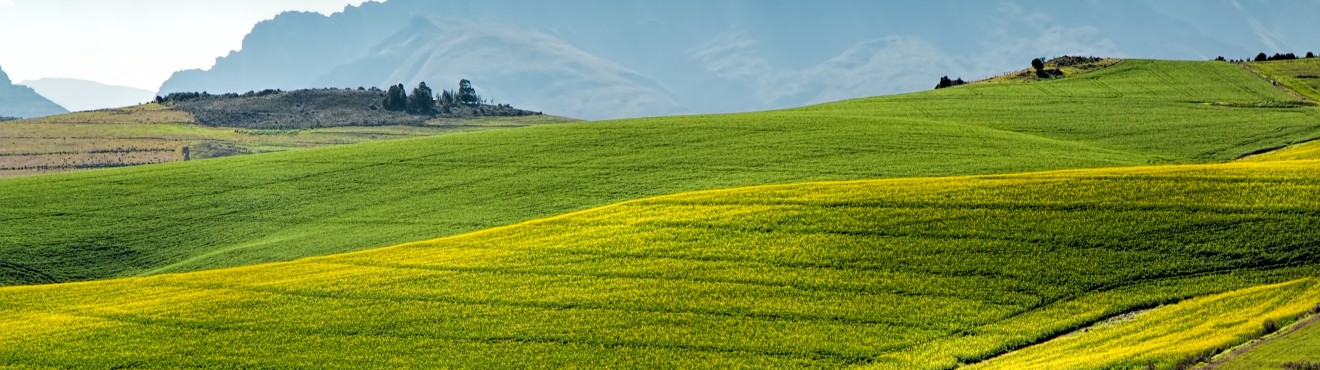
[2,0,1317,97]
[0,0,375,90]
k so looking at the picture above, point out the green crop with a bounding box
[2,157,1319,369]
[2,60,1317,287]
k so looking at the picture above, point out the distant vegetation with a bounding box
[1215,51,1317,63]
[934,76,966,89]
[382,79,541,118]
[938,56,1114,89]
[155,80,541,129]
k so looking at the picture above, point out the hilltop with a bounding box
[2,59,1318,287]
[156,85,542,129]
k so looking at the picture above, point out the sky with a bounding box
[0,0,375,90]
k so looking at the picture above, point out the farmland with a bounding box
[1245,58,1320,102]
[1,154,1319,368]
[3,60,1320,288]
[1215,312,1320,370]
[0,104,574,178]
[2,58,1320,368]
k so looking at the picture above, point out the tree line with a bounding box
[1215,51,1317,63]
[383,79,487,115]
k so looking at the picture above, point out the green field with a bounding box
[0,104,574,178]
[1217,314,1320,370]
[2,154,1319,369]
[1246,58,1320,102]
[2,58,1320,369]
[3,60,1319,288]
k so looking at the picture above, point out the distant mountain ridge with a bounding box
[0,65,67,118]
[158,0,1320,119]
[314,17,682,119]
[21,78,154,112]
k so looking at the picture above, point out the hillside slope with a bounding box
[1,154,1318,368]
[2,60,1319,286]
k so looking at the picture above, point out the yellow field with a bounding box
[967,279,1320,369]
[1,150,1318,368]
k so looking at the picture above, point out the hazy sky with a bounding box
[0,0,375,90]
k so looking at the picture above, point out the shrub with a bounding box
[1261,318,1280,335]
[935,76,968,89]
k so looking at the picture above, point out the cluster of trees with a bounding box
[383,79,487,115]
[1031,58,1064,78]
[935,76,966,89]
[1254,52,1313,62]
[155,89,286,104]
[1215,52,1317,63]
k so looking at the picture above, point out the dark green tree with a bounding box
[439,90,455,107]
[408,82,436,114]
[1031,58,1045,72]
[383,84,408,111]
[458,79,481,105]
[1255,52,1269,62]
[936,76,953,89]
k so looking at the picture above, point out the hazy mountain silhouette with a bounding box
[21,78,154,112]
[315,17,682,119]
[159,0,1320,119]
[0,65,67,118]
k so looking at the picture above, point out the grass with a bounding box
[1245,58,1320,102]
[1,156,1319,368]
[0,104,574,178]
[2,60,1319,287]
[1218,315,1320,370]
[966,279,1320,370]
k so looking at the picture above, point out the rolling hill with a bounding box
[1,142,1317,369]
[3,60,1319,288]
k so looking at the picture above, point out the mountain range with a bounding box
[0,65,66,118]
[159,0,1320,119]
[20,78,155,113]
